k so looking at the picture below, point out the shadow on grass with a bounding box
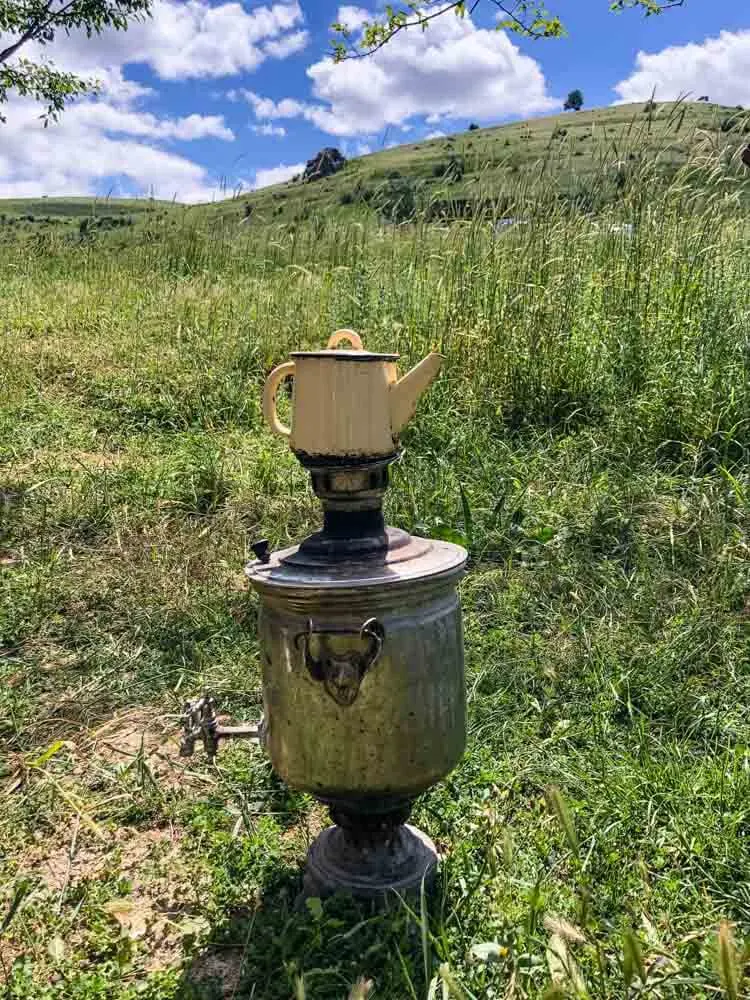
[178,866,429,1000]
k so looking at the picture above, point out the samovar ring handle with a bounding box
[294,618,385,705]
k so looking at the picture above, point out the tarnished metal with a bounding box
[296,617,385,706]
[180,693,264,761]
[245,534,466,805]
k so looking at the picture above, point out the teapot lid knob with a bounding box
[326,329,364,350]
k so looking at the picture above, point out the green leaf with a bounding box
[0,879,33,936]
[430,523,468,546]
[458,483,474,549]
[622,927,646,987]
[545,786,579,857]
[28,739,66,768]
[305,896,323,920]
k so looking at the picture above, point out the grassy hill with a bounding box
[1,101,748,236]
[0,97,749,999]
[214,100,750,225]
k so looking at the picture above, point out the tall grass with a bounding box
[0,132,748,999]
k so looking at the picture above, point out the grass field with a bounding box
[0,117,749,999]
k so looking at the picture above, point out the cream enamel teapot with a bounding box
[262,330,442,461]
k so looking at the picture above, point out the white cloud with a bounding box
[241,90,307,118]
[425,130,445,139]
[246,7,557,136]
[263,29,310,59]
[614,30,750,106]
[0,0,309,201]
[0,95,233,202]
[251,123,287,137]
[71,104,234,141]
[253,162,305,188]
[14,0,308,81]
[336,6,371,32]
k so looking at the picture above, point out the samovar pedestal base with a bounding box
[303,802,438,899]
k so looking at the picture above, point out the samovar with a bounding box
[181,330,467,897]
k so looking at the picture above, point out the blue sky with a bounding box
[1,0,748,201]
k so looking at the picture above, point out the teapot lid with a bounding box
[290,328,398,362]
[291,349,399,361]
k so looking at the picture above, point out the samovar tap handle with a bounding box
[180,692,264,761]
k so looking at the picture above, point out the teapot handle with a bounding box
[262,361,295,437]
[327,329,363,350]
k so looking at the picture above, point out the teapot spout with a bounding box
[389,353,442,437]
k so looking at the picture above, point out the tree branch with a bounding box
[332,0,685,61]
[0,1,56,64]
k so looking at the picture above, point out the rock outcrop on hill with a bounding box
[303,148,347,182]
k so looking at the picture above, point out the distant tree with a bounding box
[564,89,584,112]
[0,1,151,123]
[643,99,657,113]
[698,95,710,102]
[468,122,479,131]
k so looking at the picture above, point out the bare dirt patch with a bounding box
[187,946,246,999]
[17,821,214,976]
[81,705,194,792]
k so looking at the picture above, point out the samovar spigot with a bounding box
[180,693,264,761]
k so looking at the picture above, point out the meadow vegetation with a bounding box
[0,108,749,998]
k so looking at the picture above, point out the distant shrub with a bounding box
[378,177,417,222]
[338,190,354,205]
[25,214,35,222]
[643,100,658,113]
[720,113,750,134]
[468,122,479,131]
[387,169,402,179]
[552,127,568,139]
[432,156,463,182]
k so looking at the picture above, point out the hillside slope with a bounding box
[1,101,747,232]
[211,100,750,225]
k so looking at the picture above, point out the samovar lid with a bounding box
[245,528,466,593]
